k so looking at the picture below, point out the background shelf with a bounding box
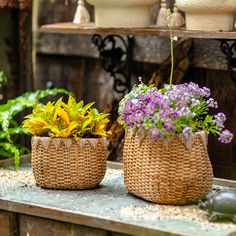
[40,22,236,39]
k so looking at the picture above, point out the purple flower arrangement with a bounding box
[118,82,233,144]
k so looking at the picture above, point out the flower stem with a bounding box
[169,25,174,86]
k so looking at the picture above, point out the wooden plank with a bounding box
[0,0,32,9]
[0,211,11,236]
[0,200,178,236]
[35,32,228,71]
[0,210,18,236]
[19,214,108,236]
[107,161,123,169]
[39,22,236,39]
[17,8,34,95]
[0,155,31,168]
[213,178,236,188]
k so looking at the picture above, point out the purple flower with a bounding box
[214,112,226,130]
[134,112,146,125]
[191,98,201,107]
[214,113,226,123]
[201,87,211,98]
[163,119,176,132]
[218,130,233,144]
[206,98,218,108]
[179,107,192,118]
[149,127,162,141]
[118,82,233,145]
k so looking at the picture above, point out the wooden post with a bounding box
[0,210,18,236]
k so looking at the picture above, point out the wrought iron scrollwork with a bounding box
[220,40,236,82]
[92,34,133,95]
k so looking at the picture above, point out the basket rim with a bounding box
[126,129,207,136]
[32,136,108,141]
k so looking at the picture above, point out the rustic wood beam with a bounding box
[35,32,228,71]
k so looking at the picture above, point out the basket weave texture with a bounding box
[31,136,108,190]
[123,131,213,205]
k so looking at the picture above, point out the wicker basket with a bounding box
[123,131,213,205]
[31,136,108,190]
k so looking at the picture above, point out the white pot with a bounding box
[86,0,159,28]
[176,0,236,31]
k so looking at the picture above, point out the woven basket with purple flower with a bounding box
[118,81,233,205]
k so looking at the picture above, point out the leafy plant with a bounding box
[22,95,112,140]
[0,71,7,88]
[0,88,72,169]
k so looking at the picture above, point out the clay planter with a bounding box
[31,137,108,190]
[176,0,236,31]
[86,0,159,28]
[123,131,213,205]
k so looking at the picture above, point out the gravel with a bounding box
[0,166,235,235]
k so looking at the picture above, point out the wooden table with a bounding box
[0,157,236,236]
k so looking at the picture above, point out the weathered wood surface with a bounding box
[0,155,31,168]
[34,55,111,111]
[204,70,236,181]
[35,32,229,71]
[0,1,33,101]
[40,22,236,39]
[149,38,192,87]
[0,0,31,9]
[0,211,12,236]
[0,210,18,236]
[19,214,112,236]
[1,163,236,236]
[184,68,236,180]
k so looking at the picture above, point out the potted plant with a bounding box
[22,95,111,190]
[176,0,236,31]
[117,10,233,205]
[118,81,233,205]
[86,0,160,28]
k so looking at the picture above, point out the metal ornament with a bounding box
[92,34,134,96]
[220,40,236,82]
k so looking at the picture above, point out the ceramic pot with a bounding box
[176,0,236,31]
[86,0,159,28]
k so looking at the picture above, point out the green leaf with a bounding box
[0,142,20,169]
[81,118,92,130]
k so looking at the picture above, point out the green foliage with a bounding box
[23,95,112,140]
[0,71,7,88]
[0,88,73,169]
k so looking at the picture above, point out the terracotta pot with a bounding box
[176,0,236,31]
[86,0,159,28]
